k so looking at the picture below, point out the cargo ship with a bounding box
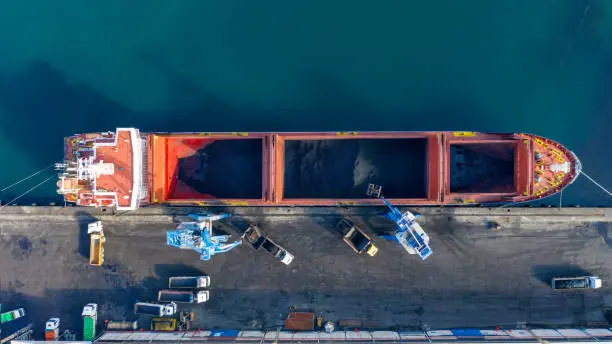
[56,128,581,210]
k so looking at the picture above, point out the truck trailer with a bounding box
[88,221,105,266]
[551,276,602,290]
[158,290,209,304]
[168,276,210,289]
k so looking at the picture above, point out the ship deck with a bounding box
[94,129,135,209]
[143,131,578,206]
[61,128,141,210]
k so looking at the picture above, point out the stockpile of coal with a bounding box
[283,138,428,199]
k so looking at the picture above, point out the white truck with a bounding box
[134,302,177,317]
[551,276,602,290]
[158,290,209,304]
[243,225,294,265]
[168,276,210,289]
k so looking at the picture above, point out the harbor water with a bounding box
[0,0,610,206]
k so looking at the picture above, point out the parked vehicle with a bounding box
[45,318,60,340]
[243,225,294,265]
[158,290,209,304]
[134,302,177,316]
[88,221,105,266]
[551,276,602,290]
[336,219,378,256]
[82,303,98,341]
[0,308,25,323]
[151,318,177,331]
[168,276,210,289]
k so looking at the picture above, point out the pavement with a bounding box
[1,207,612,337]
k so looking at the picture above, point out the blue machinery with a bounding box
[367,184,433,260]
[166,213,242,261]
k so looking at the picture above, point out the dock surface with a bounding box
[1,206,611,333]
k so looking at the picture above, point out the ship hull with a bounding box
[57,130,580,210]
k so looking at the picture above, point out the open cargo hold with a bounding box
[166,138,263,200]
[283,138,428,199]
[59,130,582,208]
[449,143,516,193]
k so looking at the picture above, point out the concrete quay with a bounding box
[0,205,610,224]
[1,206,612,335]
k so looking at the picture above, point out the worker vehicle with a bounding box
[134,302,177,316]
[88,221,105,266]
[151,318,177,331]
[243,225,294,265]
[0,308,25,323]
[82,303,98,341]
[336,219,378,256]
[169,276,210,289]
[158,290,209,304]
[45,318,60,340]
[551,276,602,290]
[105,320,138,330]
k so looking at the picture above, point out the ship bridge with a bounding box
[56,128,144,210]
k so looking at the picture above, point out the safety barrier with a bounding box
[94,327,612,343]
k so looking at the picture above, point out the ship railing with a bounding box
[139,137,149,202]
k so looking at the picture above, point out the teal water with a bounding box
[0,0,610,205]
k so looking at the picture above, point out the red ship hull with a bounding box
[57,129,580,210]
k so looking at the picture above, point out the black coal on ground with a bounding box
[283,138,428,199]
[178,139,263,199]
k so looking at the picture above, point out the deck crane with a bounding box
[366,184,432,260]
[166,213,241,261]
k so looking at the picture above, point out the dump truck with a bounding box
[336,219,378,256]
[158,290,209,304]
[1,308,25,323]
[134,302,177,317]
[168,276,210,289]
[551,276,602,290]
[82,304,97,341]
[243,225,294,265]
[88,221,105,266]
[151,318,177,331]
[45,318,60,340]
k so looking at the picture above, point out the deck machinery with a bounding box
[166,214,241,261]
[367,184,432,260]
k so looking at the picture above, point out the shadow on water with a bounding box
[75,211,99,259]
[531,265,591,286]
